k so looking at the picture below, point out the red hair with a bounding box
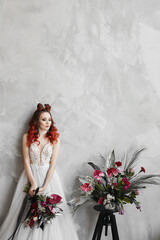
[27,103,60,147]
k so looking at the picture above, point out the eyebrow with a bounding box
[41,117,51,119]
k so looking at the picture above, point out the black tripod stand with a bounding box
[92,205,119,240]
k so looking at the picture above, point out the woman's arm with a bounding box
[22,133,37,197]
[39,138,60,193]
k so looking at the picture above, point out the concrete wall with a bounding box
[0,0,160,239]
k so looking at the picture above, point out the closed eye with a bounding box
[42,118,51,121]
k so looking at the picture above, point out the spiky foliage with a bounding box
[68,145,160,214]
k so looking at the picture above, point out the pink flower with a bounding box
[94,170,104,182]
[129,168,135,173]
[81,183,92,192]
[141,167,145,173]
[98,197,104,205]
[48,205,55,214]
[123,185,129,190]
[115,161,122,167]
[117,167,122,173]
[135,190,140,195]
[119,209,124,215]
[107,168,118,178]
[41,201,46,207]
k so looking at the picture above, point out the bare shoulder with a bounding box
[22,133,28,145]
[52,138,60,147]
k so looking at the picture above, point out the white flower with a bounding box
[107,194,115,201]
[103,194,115,205]
[33,216,38,221]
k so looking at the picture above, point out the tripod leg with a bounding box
[104,215,109,236]
[96,213,104,240]
[110,214,119,240]
[92,213,103,240]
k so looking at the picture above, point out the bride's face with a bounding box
[38,112,52,131]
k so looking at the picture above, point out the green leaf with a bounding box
[122,198,131,204]
[117,198,124,208]
[23,182,31,193]
[96,182,104,191]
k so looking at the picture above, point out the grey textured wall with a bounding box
[1,0,160,239]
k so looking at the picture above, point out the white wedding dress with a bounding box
[0,141,79,240]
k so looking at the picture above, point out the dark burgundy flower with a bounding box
[136,205,141,210]
[141,167,145,173]
[29,218,35,229]
[115,161,122,167]
[113,183,118,188]
[50,194,62,204]
[31,202,37,209]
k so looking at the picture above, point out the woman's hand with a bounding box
[29,184,37,197]
[38,186,46,194]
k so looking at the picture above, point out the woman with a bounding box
[0,103,79,240]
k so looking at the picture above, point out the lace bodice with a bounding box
[29,141,53,166]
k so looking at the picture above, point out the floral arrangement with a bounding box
[68,146,160,214]
[23,183,63,230]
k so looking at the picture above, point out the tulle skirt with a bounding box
[0,164,79,240]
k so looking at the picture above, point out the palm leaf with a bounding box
[78,175,94,184]
[130,174,160,189]
[123,145,146,171]
[88,162,101,171]
[67,195,92,212]
[98,153,107,170]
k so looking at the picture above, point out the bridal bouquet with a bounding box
[23,184,63,230]
[68,146,160,214]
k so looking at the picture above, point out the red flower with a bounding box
[141,167,145,173]
[122,177,130,187]
[50,194,62,204]
[81,183,92,192]
[98,197,104,205]
[107,168,118,178]
[115,161,122,167]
